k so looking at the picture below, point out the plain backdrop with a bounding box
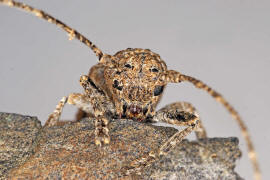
[0,0,269,179]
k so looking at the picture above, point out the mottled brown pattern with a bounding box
[153,102,207,139]
[0,0,261,179]
[1,114,242,180]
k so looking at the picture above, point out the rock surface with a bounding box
[0,112,242,180]
[0,113,42,180]
[143,138,243,180]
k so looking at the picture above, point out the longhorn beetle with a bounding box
[0,0,261,179]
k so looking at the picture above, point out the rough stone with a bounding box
[0,113,243,180]
[143,138,243,180]
[0,113,42,180]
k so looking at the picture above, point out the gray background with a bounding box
[0,0,269,179]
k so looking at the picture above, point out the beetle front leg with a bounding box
[125,115,200,175]
[153,102,207,139]
[80,75,113,145]
[93,112,110,146]
[125,102,206,175]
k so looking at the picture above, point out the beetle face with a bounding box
[104,48,167,121]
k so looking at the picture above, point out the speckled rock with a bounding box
[0,113,42,180]
[143,138,243,180]
[0,113,243,180]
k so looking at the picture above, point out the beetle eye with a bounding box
[113,80,123,91]
[150,67,159,72]
[124,64,132,68]
[154,85,164,96]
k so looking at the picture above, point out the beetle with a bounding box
[0,0,261,179]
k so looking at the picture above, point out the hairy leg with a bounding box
[45,75,114,145]
[162,70,261,180]
[45,93,93,127]
[79,75,115,145]
[125,102,203,174]
[153,102,207,139]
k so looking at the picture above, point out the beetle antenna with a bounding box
[0,0,104,60]
[163,70,261,180]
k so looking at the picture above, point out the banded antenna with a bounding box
[0,0,104,60]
